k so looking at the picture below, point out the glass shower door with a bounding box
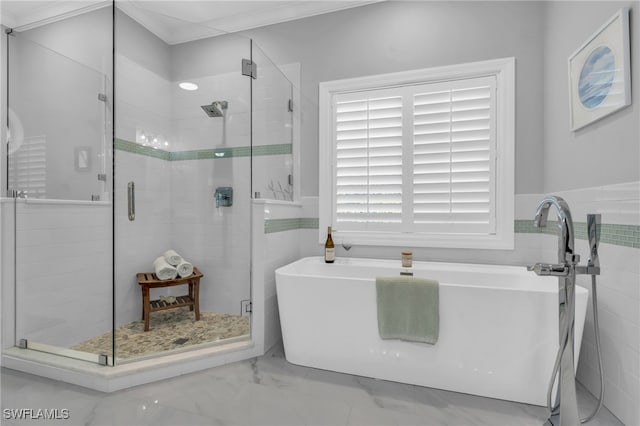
[7,15,114,365]
[251,43,294,200]
[113,6,253,362]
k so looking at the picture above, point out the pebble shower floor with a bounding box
[71,308,250,360]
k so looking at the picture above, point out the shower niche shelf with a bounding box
[136,268,204,331]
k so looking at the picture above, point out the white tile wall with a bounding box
[169,157,252,315]
[552,182,640,426]
[114,152,172,326]
[4,200,112,347]
[170,72,250,151]
[252,200,302,352]
[115,55,172,145]
[113,155,252,324]
[1,200,16,352]
[253,155,294,201]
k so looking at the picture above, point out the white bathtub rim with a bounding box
[276,256,586,296]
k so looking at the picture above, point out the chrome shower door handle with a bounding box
[127,181,135,221]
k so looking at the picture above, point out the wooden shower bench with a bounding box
[136,267,203,331]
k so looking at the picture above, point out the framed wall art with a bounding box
[568,8,631,131]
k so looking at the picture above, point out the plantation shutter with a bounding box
[331,75,496,235]
[8,136,47,198]
[333,89,404,230]
[412,76,496,234]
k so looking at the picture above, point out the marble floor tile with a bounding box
[1,341,624,426]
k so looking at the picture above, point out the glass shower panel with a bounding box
[7,8,114,365]
[7,35,111,201]
[113,6,252,362]
[251,43,294,201]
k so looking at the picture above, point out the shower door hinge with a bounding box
[99,354,109,366]
[242,59,257,79]
[98,93,107,102]
[288,99,294,112]
[8,189,27,199]
[241,300,252,316]
[18,339,27,349]
[97,173,107,182]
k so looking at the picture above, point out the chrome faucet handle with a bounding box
[527,263,570,277]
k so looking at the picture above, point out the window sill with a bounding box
[325,230,515,250]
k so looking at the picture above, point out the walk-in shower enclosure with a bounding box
[1,1,293,373]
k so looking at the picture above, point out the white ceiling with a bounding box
[1,0,382,44]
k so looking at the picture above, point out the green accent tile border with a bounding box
[515,220,640,249]
[115,138,292,161]
[599,224,640,248]
[115,138,171,161]
[169,146,251,161]
[264,218,318,234]
[299,218,319,229]
[265,217,640,249]
[253,144,293,156]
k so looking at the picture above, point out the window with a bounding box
[319,58,515,249]
[8,136,47,199]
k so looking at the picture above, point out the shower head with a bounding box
[201,101,228,118]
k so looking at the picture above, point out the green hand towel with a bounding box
[376,276,439,344]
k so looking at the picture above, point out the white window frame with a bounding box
[319,57,515,249]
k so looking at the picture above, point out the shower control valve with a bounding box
[214,187,233,208]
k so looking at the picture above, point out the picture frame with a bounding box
[568,8,631,131]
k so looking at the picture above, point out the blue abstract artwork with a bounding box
[578,46,615,109]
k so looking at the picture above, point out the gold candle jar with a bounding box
[401,250,413,268]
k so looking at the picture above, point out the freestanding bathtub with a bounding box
[275,256,588,406]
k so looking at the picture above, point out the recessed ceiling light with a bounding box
[178,82,198,91]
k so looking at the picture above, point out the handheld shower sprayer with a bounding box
[587,214,601,268]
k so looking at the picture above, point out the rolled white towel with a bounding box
[159,295,176,304]
[163,249,183,266]
[176,260,194,278]
[153,256,178,280]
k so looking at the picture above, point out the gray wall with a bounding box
[543,1,639,192]
[116,9,171,81]
[245,1,546,196]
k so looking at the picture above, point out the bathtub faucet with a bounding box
[529,195,580,426]
[534,196,577,266]
[530,198,605,426]
[528,196,582,277]
[528,199,600,278]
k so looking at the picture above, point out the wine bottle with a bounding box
[324,226,335,263]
